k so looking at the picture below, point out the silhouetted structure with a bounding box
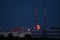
[7,33,14,37]
[25,34,32,38]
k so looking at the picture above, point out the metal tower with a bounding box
[34,0,39,30]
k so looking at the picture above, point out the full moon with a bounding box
[36,24,41,30]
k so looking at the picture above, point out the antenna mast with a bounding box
[43,0,47,38]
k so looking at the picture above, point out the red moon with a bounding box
[36,24,41,30]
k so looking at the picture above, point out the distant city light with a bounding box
[28,28,30,31]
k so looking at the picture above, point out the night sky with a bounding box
[0,0,60,31]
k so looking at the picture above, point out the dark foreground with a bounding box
[0,37,60,40]
[0,33,60,40]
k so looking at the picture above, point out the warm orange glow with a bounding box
[36,24,41,30]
